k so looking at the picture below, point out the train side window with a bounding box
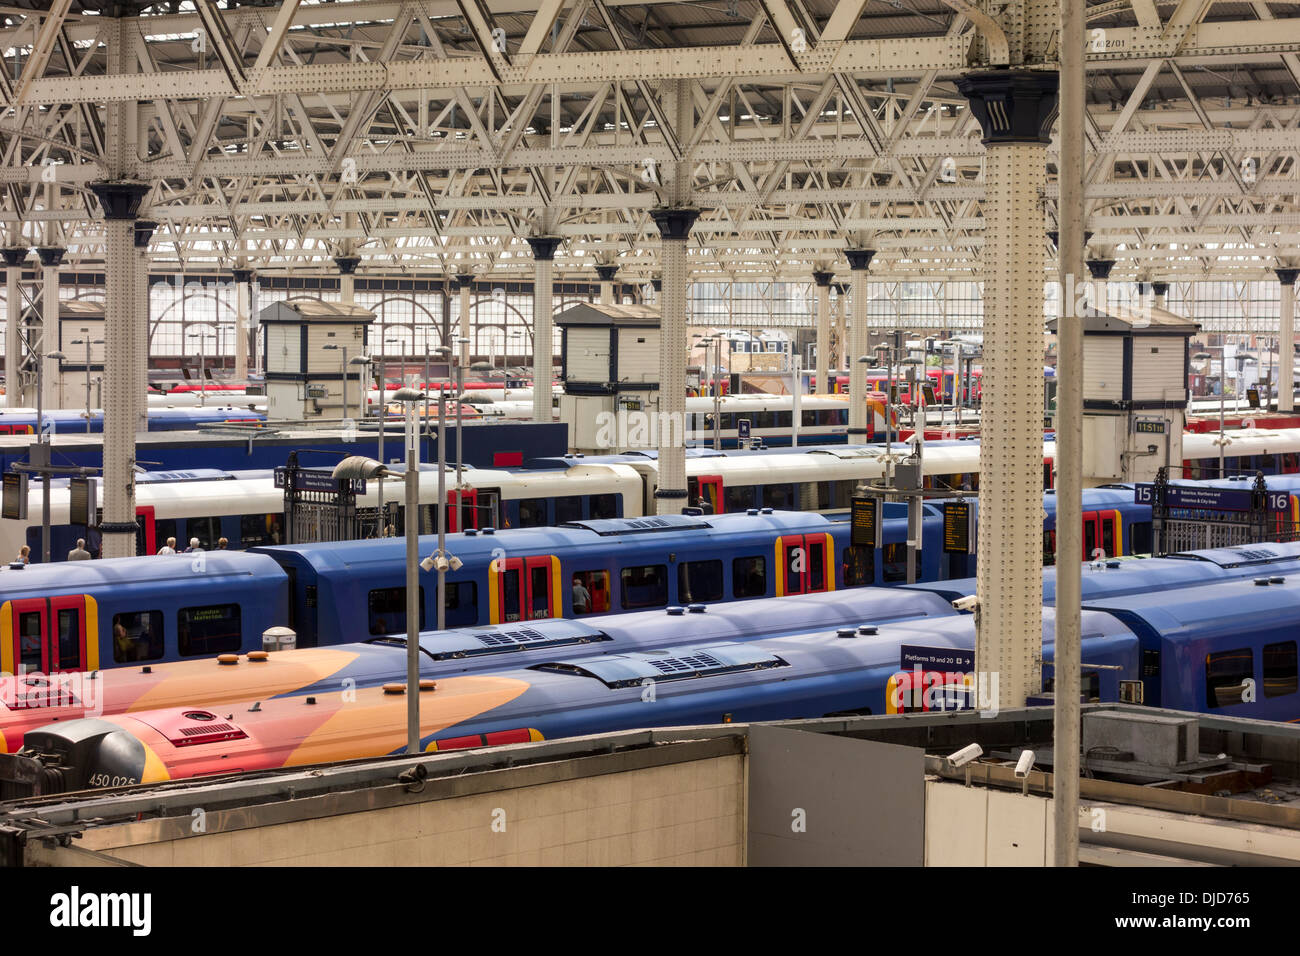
[185,516,221,550]
[1264,641,1298,698]
[518,498,547,528]
[842,546,874,586]
[807,539,826,591]
[529,565,550,617]
[724,484,756,512]
[555,496,582,524]
[801,409,817,427]
[1205,648,1254,708]
[367,587,426,636]
[620,564,668,609]
[732,556,767,598]
[1043,530,1056,566]
[155,519,178,551]
[177,603,242,657]
[572,571,610,615]
[678,559,724,604]
[590,493,619,519]
[1101,516,1115,556]
[56,608,81,671]
[1259,454,1276,472]
[882,543,908,583]
[1083,518,1097,558]
[762,484,795,510]
[112,610,163,663]
[1285,453,1300,474]
[1130,521,1153,555]
[445,582,477,627]
[239,514,283,547]
[17,611,41,672]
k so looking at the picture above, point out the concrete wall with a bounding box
[65,752,746,867]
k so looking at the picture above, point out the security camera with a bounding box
[419,555,436,573]
[952,595,979,613]
[433,555,451,572]
[1015,750,1035,778]
[947,743,983,768]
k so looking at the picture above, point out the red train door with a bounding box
[492,556,557,623]
[775,534,833,596]
[136,505,156,556]
[447,489,478,532]
[688,475,723,514]
[7,596,89,674]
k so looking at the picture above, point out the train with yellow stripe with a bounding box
[0,588,954,754]
[14,541,1300,794]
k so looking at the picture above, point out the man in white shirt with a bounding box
[67,538,91,561]
[157,537,177,555]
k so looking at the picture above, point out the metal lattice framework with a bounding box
[0,0,1297,282]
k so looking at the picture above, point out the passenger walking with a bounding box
[67,538,92,561]
[572,575,591,615]
[157,537,177,555]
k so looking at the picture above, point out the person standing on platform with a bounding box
[14,545,30,565]
[184,537,202,553]
[157,537,177,555]
[572,575,591,615]
[68,538,91,561]
[217,537,229,550]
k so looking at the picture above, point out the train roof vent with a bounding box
[416,619,610,661]
[529,642,787,688]
[560,515,713,536]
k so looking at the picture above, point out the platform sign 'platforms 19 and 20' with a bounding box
[1134,483,1290,512]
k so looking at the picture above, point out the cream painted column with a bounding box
[595,264,618,306]
[334,255,360,305]
[1278,268,1298,413]
[834,282,848,377]
[526,236,561,423]
[3,248,26,408]
[812,270,833,394]
[89,182,149,559]
[845,250,874,439]
[34,246,63,411]
[956,70,1059,712]
[651,207,700,515]
[232,266,253,384]
[134,220,156,432]
[454,274,473,367]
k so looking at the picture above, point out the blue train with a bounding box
[0,406,266,435]
[14,542,1300,794]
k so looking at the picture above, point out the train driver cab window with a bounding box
[112,610,164,663]
[1043,530,1057,566]
[590,494,619,520]
[177,603,242,657]
[1205,648,1254,709]
[555,496,582,524]
[620,564,668,609]
[733,556,767,598]
[1264,641,1298,698]
[518,498,547,528]
[368,587,426,636]
[678,559,724,604]
[571,571,610,615]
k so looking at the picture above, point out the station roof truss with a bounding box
[1,0,1299,283]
